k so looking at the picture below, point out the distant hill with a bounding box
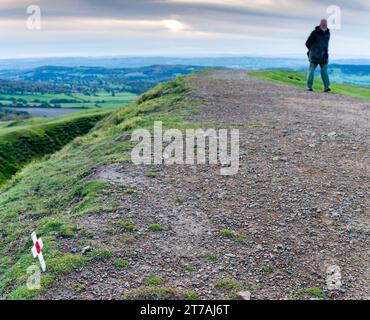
[0,56,308,70]
[0,65,205,95]
[1,56,370,70]
[328,64,370,87]
[1,57,369,88]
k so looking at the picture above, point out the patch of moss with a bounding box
[176,197,185,204]
[88,248,113,261]
[146,171,158,178]
[124,286,198,300]
[148,224,164,232]
[184,264,195,272]
[202,252,218,261]
[144,276,162,286]
[114,259,128,269]
[220,229,248,245]
[122,222,138,232]
[214,278,244,292]
[126,188,137,195]
[48,254,87,273]
[220,229,238,238]
[299,287,326,299]
[260,264,273,274]
[40,220,79,238]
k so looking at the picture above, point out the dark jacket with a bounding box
[306,26,330,64]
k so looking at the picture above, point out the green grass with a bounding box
[121,222,138,232]
[0,108,111,136]
[48,253,87,273]
[261,264,273,274]
[0,108,112,185]
[74,283,86,293]
[89,248,113,261]
[40,220,79,238]
[145,171,157,178]
[184,264,195,272]
[220,229,238,238]
[219,229,248,244]
[250,70,370,101]
[0,76,200,299]
[148,224,164,232]
[214,278,244,292]
[214,278,244,299]
[144,276,162,286]
[250,283,261,292]
[124,286,198,300]
[202,252,218,261]
[114,259,128,269]
[299,287,326,299]
[176,197,185,204]
[125,188,137,195]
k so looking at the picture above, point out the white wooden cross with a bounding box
[31,232,46,272]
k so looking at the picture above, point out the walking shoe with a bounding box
[307,88,313,92]
[324,88,331,92]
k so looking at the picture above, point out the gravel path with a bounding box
[42,69,369,300]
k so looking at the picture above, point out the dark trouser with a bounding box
[307,62,330,90]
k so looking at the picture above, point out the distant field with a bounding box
[250,70,370,101]
[0,91,137,109]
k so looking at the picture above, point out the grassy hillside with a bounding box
[250,70,370,101]
[0,76,199,299]
[0,109,112,185]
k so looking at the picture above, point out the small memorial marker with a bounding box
[31,232,46,272]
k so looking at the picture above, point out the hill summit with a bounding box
[0,69,369,300]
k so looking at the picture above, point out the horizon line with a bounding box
[0,54,369,62]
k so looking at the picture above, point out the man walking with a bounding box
[306,19,331,92]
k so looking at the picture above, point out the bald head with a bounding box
[320,19,328,31]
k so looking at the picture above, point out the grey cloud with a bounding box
[2,0,366,20]
[1,0,369,58]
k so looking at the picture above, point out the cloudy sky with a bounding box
[0,0,369,59]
